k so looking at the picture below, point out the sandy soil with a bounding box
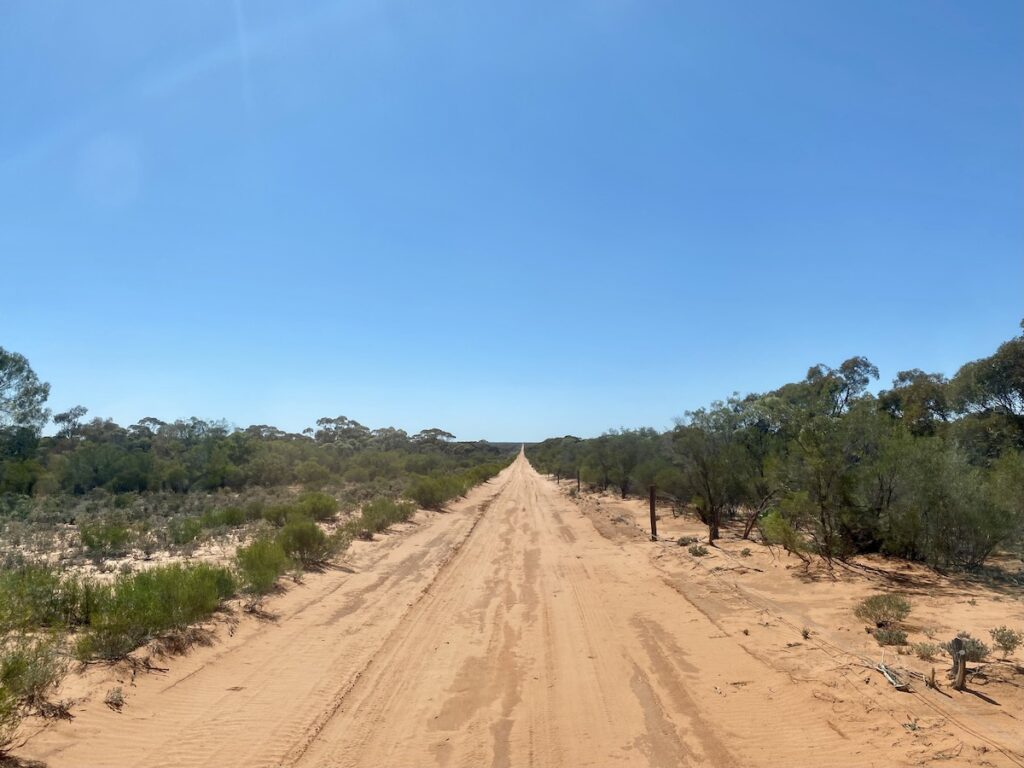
[11,453,1024,767]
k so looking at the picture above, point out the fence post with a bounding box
[951,636,967,690]
[649,485,657,541]
[576,469,581,493]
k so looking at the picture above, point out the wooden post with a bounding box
[649,485,657,541]
[576,469,580,493]
[950,637,967,691]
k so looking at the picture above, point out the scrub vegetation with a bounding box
[529,319,1024,572]
[0,346,513,749]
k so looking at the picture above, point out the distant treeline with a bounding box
[0,349,512,502]
[528,321,1024,570]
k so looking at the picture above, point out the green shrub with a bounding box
[0,565,96,631]
[401,463,503,511]
[759,509,805,557]
[0,633,67,712]
[169,517,203,546]
[404,477,450,510]
[854,594,911,627]
[75,564,235,660]
[294,492,338,522]
[276,517,332,567]
[79,520,133,557]
[676,536,698,546]
[243,501,265,522]
[261,504,293,527]
[740,548,752,557]
[688,544,709,557]
[946,631,989,663]
[1,632,68,749]
[201,506,246,529]
[235,538,291,595]
[913,642,941,660]
[989,626,1022,658]
[0,685,16,752]
[330,527,354,557]
[353,498,416,537]
[874,628,908,646]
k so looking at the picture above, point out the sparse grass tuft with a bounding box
[104,686,125,712]
[688,544,709,557]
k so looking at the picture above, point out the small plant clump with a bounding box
[946,631,989,663]
[913,642,941,661]
[873,628,908,646]
[104,686,125,712]
[0,633,67,751]
[276,517,333,568]
[235,538,292,595]
[854,594,911,628]
[801,627,811,640]
[740,548,751,557]
[676,536,698,547]
[349,498,416,538]
[988,626,1022,658]
[75,563,236,661]
[688,544,709,557]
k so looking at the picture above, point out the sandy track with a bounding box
[17,453,1020,767]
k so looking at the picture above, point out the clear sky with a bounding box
[2,1,1022,442]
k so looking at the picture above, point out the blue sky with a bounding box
[2,1,1022,442]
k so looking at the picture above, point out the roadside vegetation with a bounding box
[529,319,1024,573]
[0,346,514,750]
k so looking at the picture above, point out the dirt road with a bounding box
[17,453,1020,767]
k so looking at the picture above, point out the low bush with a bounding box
[913,642,941,660]
[873,628,908,646]
[353,498,416,537]
[235,538,291,595]
[0,633,67,750]
[0,634,67,712]
[261,504,293,527]
[989,626,1022,658]
[946,631,989,663]
[404,477,452,511]
[0,565,97,631]
[294,492,338,522]
[688,544,709,557]
[169,516,203,546]
[0,685,16,753]
[75,564,235,660]
[676,536,698,547]
[740,548,752,557]
[200,506,246,529]
[401,462,506,511]
[854,594,911,628]
[79,520,133,557]
[276,517,332,568]
[759,509,805,558]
